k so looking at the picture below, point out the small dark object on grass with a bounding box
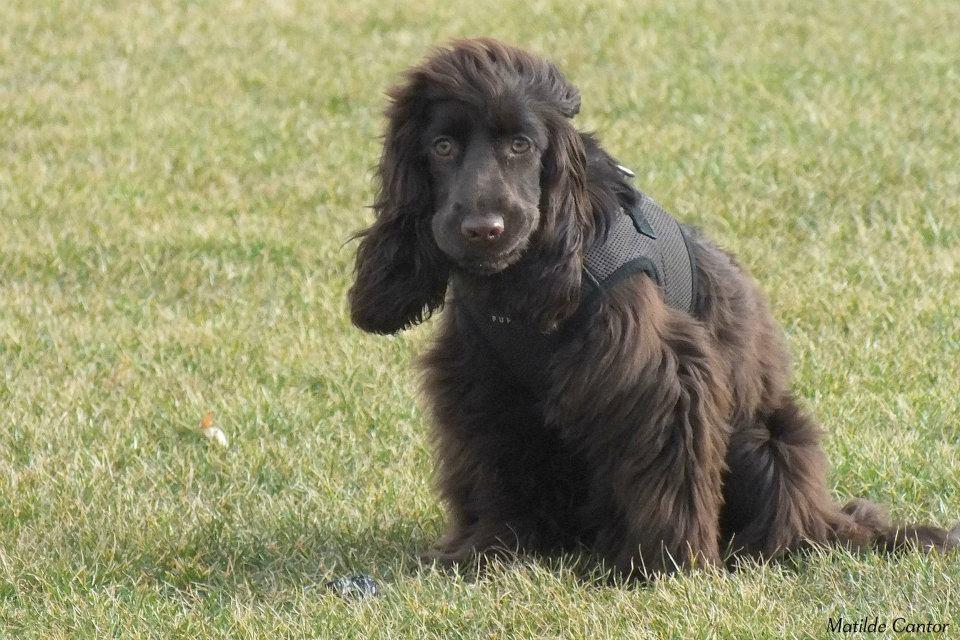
[324,574,379,600]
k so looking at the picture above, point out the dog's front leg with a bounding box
[419,311,576,565]
[549,277,732,578]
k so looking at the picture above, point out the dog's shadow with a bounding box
[137,514,641,597]
[138,515,445,597]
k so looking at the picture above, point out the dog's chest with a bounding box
[458,302,564,394]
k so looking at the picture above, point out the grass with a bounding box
[1,0,959,637]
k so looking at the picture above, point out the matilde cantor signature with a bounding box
[828,616,950,634]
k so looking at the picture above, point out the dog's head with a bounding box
[349,39,590,334]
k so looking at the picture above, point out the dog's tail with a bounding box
[838,497,960,553]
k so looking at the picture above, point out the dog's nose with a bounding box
[461,215,505,242]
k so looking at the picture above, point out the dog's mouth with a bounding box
[460,257,512,275]
[455,242,527,275]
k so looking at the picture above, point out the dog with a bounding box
[348,38,957,577]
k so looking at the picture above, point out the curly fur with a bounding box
[348,38,957,578]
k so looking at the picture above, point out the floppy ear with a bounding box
[498,55,590,331]
[348,90,448,335]
[518,110,590,332]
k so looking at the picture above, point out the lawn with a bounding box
[1,0,959,637]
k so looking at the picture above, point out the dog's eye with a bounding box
[510,136,532,154]
[432,136,455,157]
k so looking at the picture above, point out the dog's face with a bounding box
[349,39,590,334]
[424,99,547,274]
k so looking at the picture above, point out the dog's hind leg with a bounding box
[720,397,856,559]
[720,396,957,560]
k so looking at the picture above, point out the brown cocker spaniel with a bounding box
[348,38,957,578]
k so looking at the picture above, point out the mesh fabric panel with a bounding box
[583,192,694,312]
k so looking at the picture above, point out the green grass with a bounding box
[2,0,959,637]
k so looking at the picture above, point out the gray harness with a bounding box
[581,191,695,314]
[458,189,696,394]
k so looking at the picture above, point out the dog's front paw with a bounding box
[418,530,520,569]
[417,546,472,568]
